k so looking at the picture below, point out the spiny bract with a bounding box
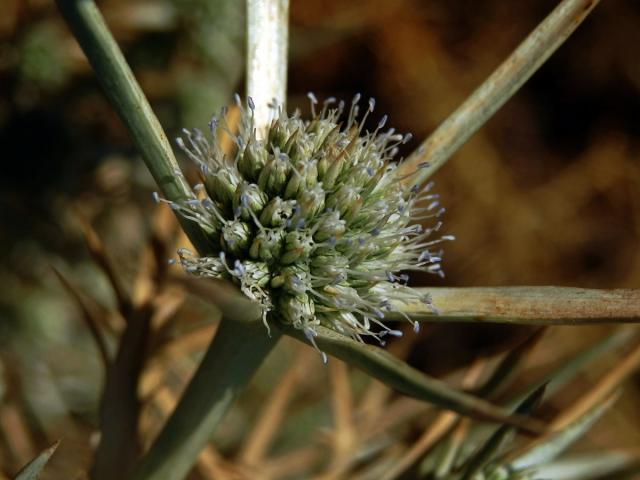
[158,94,452,348]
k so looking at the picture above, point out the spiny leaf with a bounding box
[14,441,60,480]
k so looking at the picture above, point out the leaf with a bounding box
[14,441,60,480]
[279,324,545,434]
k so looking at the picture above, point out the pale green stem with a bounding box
[399,0,601,188]
[130,321,280,480]
[396,287,640,325]
[247,0,289,138]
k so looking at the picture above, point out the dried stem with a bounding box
[398,287,640,325]
[247,0,289,137]
[399,0,601,188]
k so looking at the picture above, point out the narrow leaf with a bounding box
[279,324,545,434]
[14,441,60,480]
[400,0,601,188]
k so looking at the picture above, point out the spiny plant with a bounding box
[35,0,640,479]
[160,94,451,350]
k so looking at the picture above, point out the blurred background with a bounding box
[0,0,639,478]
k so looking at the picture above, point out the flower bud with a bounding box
[258,152,292,195]
[278,292,315,328]
[178,248,227,278]
[205,167,240,213]
[233,181,267,221]
[284,160,318,199]
[221,220,251,256]
[238,136,267,181]
[289,184,325,227]
[249,228,285,263]
[325,184,362,223]
[313,210,346,242]
[259,197,296,227]
[310,251,348,286]
[271,263,310,296]
[281,230,314,264]
[236,260,270,288]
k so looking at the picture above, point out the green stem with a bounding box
[55,0,210,254]
[131,321,280,480]
[400,0,601,188]
[397,287,640,325]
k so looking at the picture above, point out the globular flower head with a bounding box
[159,94,453,345]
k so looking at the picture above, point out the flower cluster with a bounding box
[158,94,452,347]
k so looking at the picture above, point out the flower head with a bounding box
[159,94,452,344]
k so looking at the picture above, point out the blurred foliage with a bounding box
[0,0,639,479]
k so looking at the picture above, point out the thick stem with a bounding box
[398,287,640,325]
[131,321,280,480]
[399,0,601,188]
[246,0,289,137]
